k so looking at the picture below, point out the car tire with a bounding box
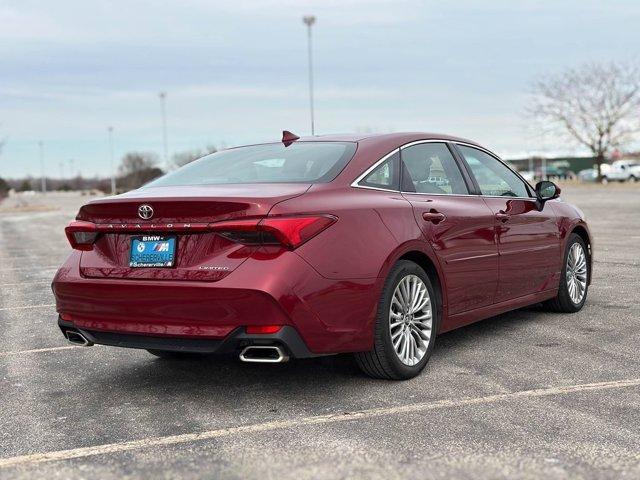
[355,260,438,380]
[600,176,609,184]
[543,233,589,313]
[630,175,638,183]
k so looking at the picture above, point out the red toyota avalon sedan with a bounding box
[53,132,592,379]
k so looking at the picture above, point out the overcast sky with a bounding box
[1,0,638,178]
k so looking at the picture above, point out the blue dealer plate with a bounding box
[129,235,177,268]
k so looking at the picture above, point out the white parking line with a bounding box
[0,377,638,469]
[0,346,79,357]
[0,304,55,312]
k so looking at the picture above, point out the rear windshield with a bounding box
[146,142,356,187]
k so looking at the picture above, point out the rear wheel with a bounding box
[544,234,589,313]
[355,260,438,380]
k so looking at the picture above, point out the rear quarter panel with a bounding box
[270,186,418,279]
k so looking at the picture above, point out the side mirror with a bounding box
[535,181,560,210]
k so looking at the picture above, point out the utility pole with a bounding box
[108,126,116,194]
[159,91,168,167]
[302,15,316,135]
[38,141,46,194]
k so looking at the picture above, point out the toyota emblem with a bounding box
[138,204,154,220]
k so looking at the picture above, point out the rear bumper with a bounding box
[58,317,317,358]
[53,250,381,355]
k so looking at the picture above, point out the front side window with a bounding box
[146,142,356,186]
[359,151,399,190]
[457,145,530,198]
[401,143,468,195]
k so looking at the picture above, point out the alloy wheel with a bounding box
[566,242,588,305]
[389,274,433,366]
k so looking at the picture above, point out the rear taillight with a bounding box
[209,215,336,249]
[63,215,336,251]
[65,221,98,251]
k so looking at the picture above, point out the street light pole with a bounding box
[302,15,316,136]
[108,126,116,194]
[38,141,46,194]
[159,91,168,167]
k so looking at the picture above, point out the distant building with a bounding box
[506,156,596,175]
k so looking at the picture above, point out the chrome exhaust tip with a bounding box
[239,345,289,363]
[65,330,93,347]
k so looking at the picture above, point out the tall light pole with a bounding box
[38,141,46,194]
[159,91,168,167]
[108,126,116,194]
[302,15,316,136]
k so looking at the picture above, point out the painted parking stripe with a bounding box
[0,377,638,469]
[0,304,55,311]
[0,346,79,357]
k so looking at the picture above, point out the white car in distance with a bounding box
[602,160,640,183]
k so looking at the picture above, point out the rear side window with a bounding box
[401,143,468,195]
[457,145,530,198]
[359,151,400,190]
[146,142,356,186]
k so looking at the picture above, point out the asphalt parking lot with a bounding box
[0,184,639,479]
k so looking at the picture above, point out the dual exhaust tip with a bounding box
[63,328,289,363]
[64,329,93,347]
[239,345,289,363]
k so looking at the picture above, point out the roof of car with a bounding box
[295,131,483,148]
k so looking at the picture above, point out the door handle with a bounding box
[495,212,510,223]
[422,211,446,224]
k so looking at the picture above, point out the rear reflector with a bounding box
[65,221,98,251]
[246,325,282,334]
[210,215,336,249]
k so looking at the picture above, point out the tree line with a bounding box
[0,145,217,197]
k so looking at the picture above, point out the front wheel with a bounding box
[355,260,438,380]
[544,234,589,313]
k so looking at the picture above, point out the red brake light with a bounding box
[260,216,336,248]
[209,215,336,249]
[246,325,282,334]
[65,221,98,251]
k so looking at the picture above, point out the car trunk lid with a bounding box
[77,184,310,281]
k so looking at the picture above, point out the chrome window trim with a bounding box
[350,148,401,192]
[399,139,455,151]
[351,138,537,201]
[401,191,477,198]
[351,139,456,193]
[355,184,402,193]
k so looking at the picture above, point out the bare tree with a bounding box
[172,145,217,168]
[530,62,640,178]
[118,151,164,191]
